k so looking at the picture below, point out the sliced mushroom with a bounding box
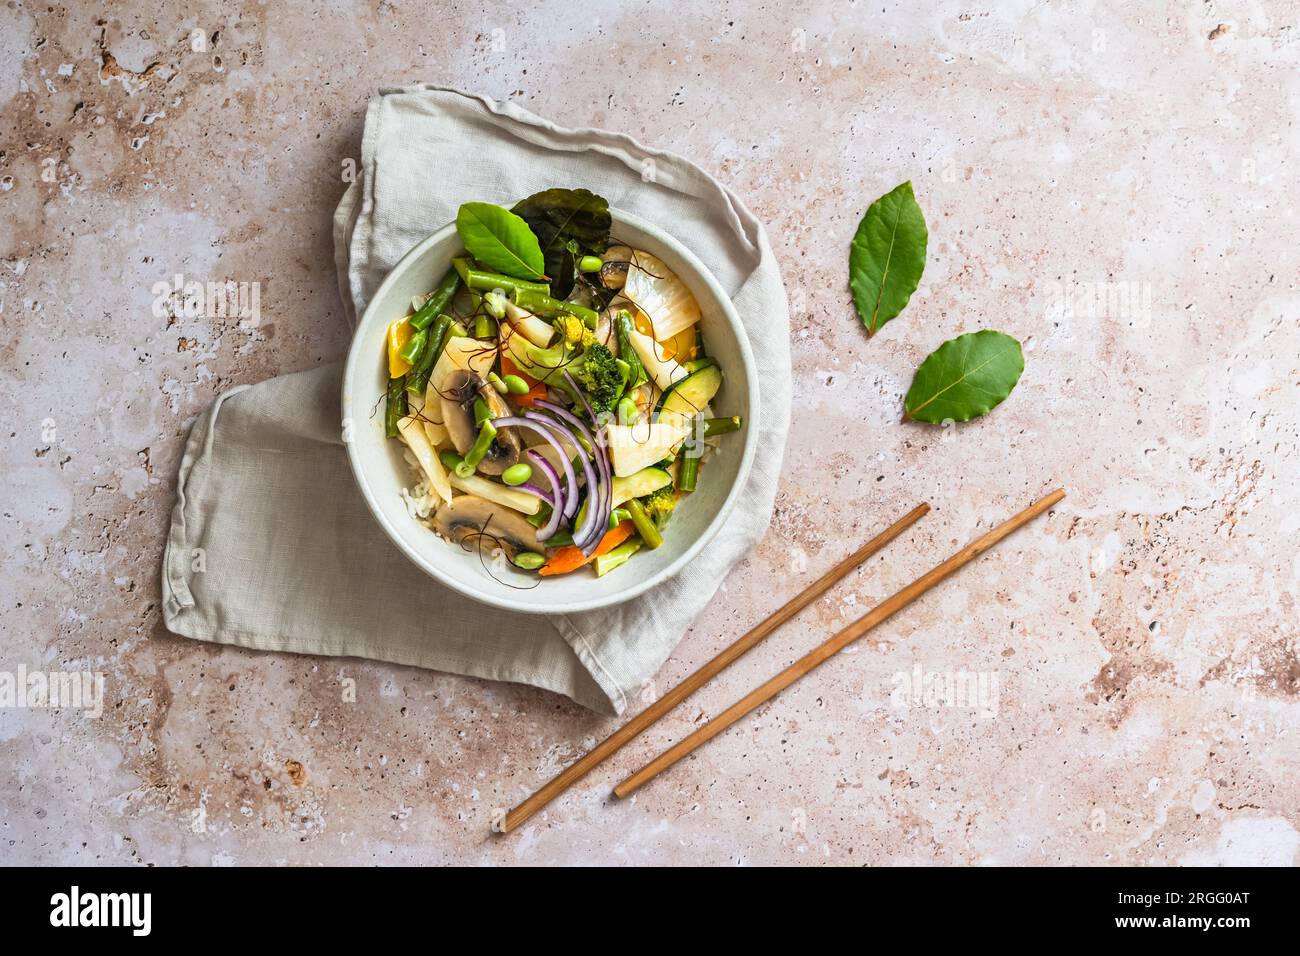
[593,309,617,350]
[439,369,521,476]
[600,244,633,290]
[430,494,542,560]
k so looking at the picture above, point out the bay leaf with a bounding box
[904,330,1024,423]
[512,188,612,299]
[455,202,546,281]
[849,181,928,336]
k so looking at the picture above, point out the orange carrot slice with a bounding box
[538,522,635,576]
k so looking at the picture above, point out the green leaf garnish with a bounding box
[849,181,928,337]
[512,188,611,299]
[904,330,1024,423]
[455,202,546,281]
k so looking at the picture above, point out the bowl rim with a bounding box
[341,207,761,615]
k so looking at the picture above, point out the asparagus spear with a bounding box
[451,258,550,299]
[677,443,701,492]
[624,498,662,549]
[703,415,742,437]
[508,286,600,327]
[594,538,642,576]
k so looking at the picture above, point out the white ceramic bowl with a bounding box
[342,209,759,614]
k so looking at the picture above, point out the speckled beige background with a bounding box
[2,1,1297,866]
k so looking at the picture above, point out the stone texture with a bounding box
[1,1,1296,865]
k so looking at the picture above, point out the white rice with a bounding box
[399,449,439,520]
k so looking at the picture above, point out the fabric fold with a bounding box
[161,86,790,714]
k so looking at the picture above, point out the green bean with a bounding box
[457,420,497,476]
[407,313,453,395]
[473,396,492,427]
[578,255,603,273]
[502,374,529,395]
[385,375,408,438]
[513,551,546,571]
[410,269,462,331]
[703,415,742,437]
[502,463,532,486]
[399,328,429,365]
[625,499,662,549]
[439,449,464,472]
[608,507,631,530]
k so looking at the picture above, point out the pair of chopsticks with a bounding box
[499,487,1065,832]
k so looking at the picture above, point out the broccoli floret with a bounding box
[641,485,677,530]
[570,342,623,413]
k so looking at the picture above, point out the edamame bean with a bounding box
[513,551,546,571]
[502,462,532,486]
[488,372,509,394]
[578,255,603,273]
[502,374,530,395]
[617,395,641,425]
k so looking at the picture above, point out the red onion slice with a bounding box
[523,450,563,541]
[492,415,579,521]
[537,398,612,553]
[525,409,601,549]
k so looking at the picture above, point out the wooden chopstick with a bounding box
[498,501,931,833]
[613,488,1066,798]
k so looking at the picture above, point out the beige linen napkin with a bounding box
[161,86,791,714]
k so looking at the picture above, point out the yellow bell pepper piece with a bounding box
[662,326,698,362]
[388,317,413,377]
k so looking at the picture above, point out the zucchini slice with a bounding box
[656,363,722,421]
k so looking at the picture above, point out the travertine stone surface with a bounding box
[2,1,1296,866]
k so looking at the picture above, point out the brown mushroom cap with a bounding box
[600,245,633,290]
[439,369,521,476]
[430,494,542,560]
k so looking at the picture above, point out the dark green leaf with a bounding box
[849,181,928,336]
[904,330,1024,423]
[512,188,612,298]
[455,202,546,281]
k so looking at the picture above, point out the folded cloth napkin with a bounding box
[161,86,791,714]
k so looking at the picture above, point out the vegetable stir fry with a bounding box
[384,188,742,579]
